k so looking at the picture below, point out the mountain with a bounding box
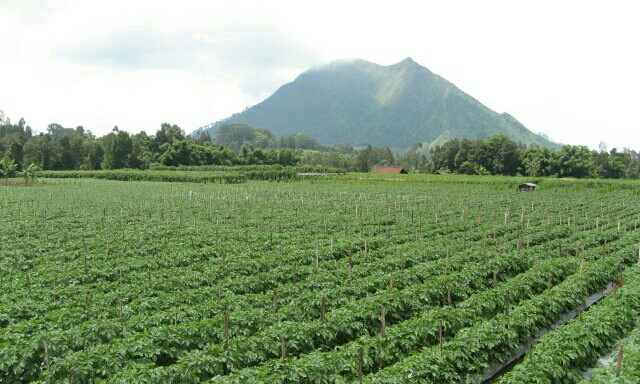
[194,58,559,152]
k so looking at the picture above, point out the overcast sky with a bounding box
[1,0,638,150]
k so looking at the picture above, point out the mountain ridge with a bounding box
[193,58,559,151]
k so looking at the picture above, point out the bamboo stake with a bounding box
[358,350,364,383]
[44,342,51,370]
[224,311,229,350]
[505,289,510,325]
[280,336,286,367]
[273,288,278,312]
[438,318,443,353]
[615,345,624,376]
[380,309,386,339]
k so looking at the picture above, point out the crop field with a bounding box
[1,176,639,383]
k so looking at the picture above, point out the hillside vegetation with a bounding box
[196,58,559,152]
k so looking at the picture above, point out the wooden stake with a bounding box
[320,296,326,323]
[44,342,51,370]
[358,350,364,383]
[615,345,624,376]
[273,288,278,312]
[388,276,394,294]
[438,318,443,353]
[578,305,582,321]
[380,309,386,339]
[447,284,452,306]
[280,336,286,367]
[71,367,78,384]
[547,276,553,291]
[224,311,229,350]
[580,258,585,276]
[505,289,510,324]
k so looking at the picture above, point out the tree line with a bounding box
[430,134,640,179]
[2,110,639,179]
[0,113,298,171]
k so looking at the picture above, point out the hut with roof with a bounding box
[517,182,537,192]
[371,166,408,174]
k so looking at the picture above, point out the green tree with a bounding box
[103,130,133,169]
[557,145,593,178]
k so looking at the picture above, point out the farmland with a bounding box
[1,175,639,383]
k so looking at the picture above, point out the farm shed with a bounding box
[517,183,537,192]
[372,166,408,174]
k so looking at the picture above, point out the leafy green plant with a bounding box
[23,163,40,184]
[0,157,18,179]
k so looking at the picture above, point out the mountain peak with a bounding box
[197,58,558,151]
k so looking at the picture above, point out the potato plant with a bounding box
[0,176,638,383]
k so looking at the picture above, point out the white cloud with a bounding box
[0,0,638,150]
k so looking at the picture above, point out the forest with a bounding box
[1,111,639,179]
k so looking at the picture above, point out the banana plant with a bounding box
[0,157,18,179]
[23,163,40,184]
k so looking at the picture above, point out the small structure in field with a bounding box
[517,183,537,192]
[371,166,408,174]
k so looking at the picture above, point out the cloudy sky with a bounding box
[1,0,638,150]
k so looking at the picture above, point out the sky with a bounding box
[1,0,638,151]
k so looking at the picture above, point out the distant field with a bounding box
[1,176,639,383]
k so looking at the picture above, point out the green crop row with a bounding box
[581,324,640,384]
[39,247,532,382]
[500,267,640,384]
[360,242,640,383]
[206,257,579,384]
[2,178,638,384]
[37,170,248,183]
